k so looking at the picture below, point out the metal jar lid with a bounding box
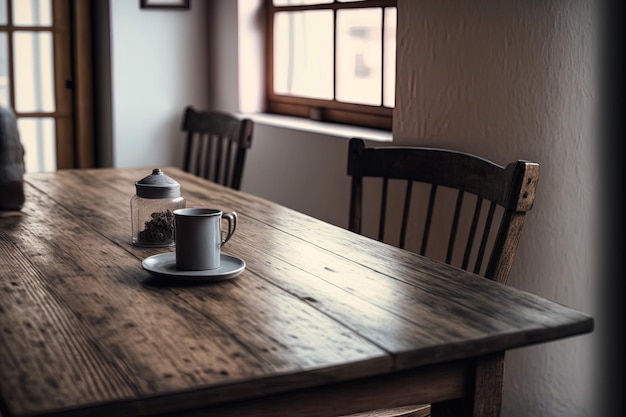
[134,168,181,199]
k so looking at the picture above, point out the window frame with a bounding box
[266,0,397,131]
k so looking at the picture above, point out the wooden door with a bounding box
[0,0,93,172]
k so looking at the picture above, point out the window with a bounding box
[267,0,396,130]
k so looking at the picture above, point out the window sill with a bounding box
[241,112,392,143]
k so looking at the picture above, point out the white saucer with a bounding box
[142,252,245,281]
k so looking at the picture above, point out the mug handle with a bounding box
[220,211,237,247]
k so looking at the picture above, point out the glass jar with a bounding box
[130,168,186,247]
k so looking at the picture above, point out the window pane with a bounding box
[0,0,7,25]
[336,8,382,106]
[273,10,333,100]
[14,31,55,112]
[17,117,56,173]
[383,7,396,108]
[0,32,8,107]
[273,0,332,5]
[13,0,52,26]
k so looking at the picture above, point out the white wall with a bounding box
[107,0,211,168]
[101,0,601,415]
[206,0,239,112]
[242,122,353,228]
[394,1,597,416]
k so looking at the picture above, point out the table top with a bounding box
[0,167,593,417]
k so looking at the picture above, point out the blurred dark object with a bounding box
[0,106,26,211]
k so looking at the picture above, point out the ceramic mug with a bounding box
[173,208,237,270]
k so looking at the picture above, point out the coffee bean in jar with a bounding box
[130,168,186,247]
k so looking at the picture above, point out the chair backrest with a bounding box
[181,106,254,190]
[347,138,539,284]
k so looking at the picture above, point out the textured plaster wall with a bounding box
[394,1,597,416]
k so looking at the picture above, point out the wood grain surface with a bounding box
[0,167,593,417]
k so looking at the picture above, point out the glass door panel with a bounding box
[17,117,55,172]
[0,0,7,24]
[13,0,52,26]
[0,32,8,106]
[14,31,55,112]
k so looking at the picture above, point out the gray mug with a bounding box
[173,208,237,270]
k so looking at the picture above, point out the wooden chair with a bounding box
[345,137,539,416]
[181,106,254,190]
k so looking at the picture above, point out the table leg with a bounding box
[430,352,505,417]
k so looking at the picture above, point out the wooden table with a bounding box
[0,167,593,417]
